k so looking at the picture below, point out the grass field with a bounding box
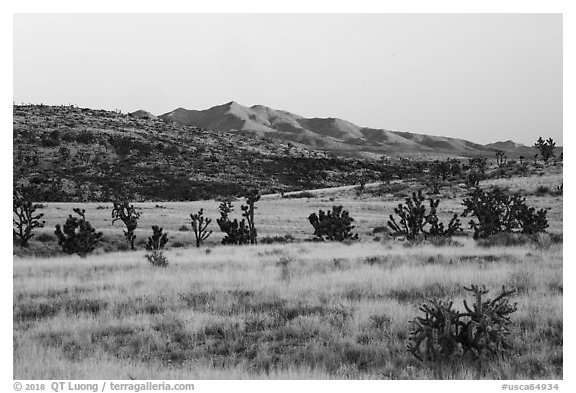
[13,172,563,379]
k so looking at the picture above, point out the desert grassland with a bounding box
[14,241,562,379]
[22,172,563,250]
[14,171,563,379]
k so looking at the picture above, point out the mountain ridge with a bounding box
[155,101,532,158]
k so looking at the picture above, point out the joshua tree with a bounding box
[146,226,169,251]
[495,150,506,167]
[241,189,260,244]
[534,137,556,163]
[13,189,45,247]
[111,201,141,250]
[387,191,460,240]
[190,209,212,247]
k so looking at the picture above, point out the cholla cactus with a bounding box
[308,206,359,241]
[462,187,548,238]
[190,209,212,247]
[55,208,103,257]
[407,284,517,362]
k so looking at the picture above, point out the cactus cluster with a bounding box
[54,208,103,257]
[407,284,517,362]
[462,187,548,239]
[534,137,556,163]
[216,200,251,245]
[308,205,358,241]
[387,191,461,240]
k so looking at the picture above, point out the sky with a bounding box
[13,13,562,145]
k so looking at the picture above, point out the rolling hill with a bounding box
[158,101,535,158]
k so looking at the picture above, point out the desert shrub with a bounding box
[35,232,56,243]
[111,201,141,250]
[476,232,562,248]
[75,130,95,144]
[372,226,390,235]
[465,171,484,188]
[462,187,548,239]
[259,234,295,244]
[146,226,169,250]
[13,189,45,247]
[54,208,103,257]
[178,225,190,232]
[534,185,551,196]
[308,206,359,241]
[190,208,212,247]
[468,157,488,175]
[216,200,250,245]
[387,191,461,240]
[407,284,517,362]
[145,250,169,268]
[40,131,61,147]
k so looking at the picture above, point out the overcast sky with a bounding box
[13,13,562,145]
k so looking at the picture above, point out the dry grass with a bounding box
[14,240,562,379]
[14,171,562,379]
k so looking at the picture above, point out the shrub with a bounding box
[111,201,141,250]
[54,208,103,257]
[387,191,461,240]
[465,171,484,188]
[308,206,359,241]
[407,284,517,362]
[468,157,488,174]
[534,185,550,196]
[145,250,169,268]
[259,234,295,244]
[13,189,45,247]
[190,208,212,247]
[75,130,95,144]
[35,232,55,243]
[462,187,548,239]
[476,232,562,248]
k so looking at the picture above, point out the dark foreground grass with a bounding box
[13,241,562,379]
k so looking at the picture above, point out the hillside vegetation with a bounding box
[13,105,385,202]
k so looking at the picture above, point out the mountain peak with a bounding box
[158,102,526,158]
[129,109,157,120]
